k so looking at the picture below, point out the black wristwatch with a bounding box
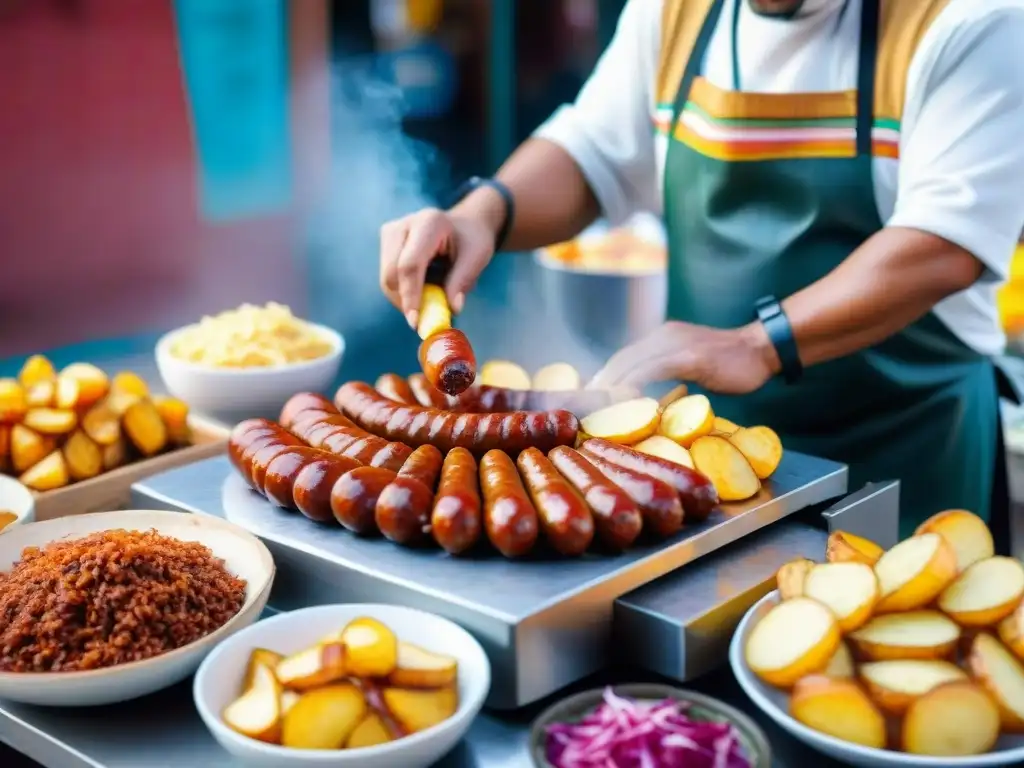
[449,176,515,251]
[755,295,803,385]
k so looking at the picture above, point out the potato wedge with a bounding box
[17,355,56,388]
[903,681,1000,756]
[938,556,1024,628]
[727,426,782,480]
[0,379,27,424]
[24,379,55,408]
[823,641,855,679]
[388,642,458,689]
[776,558,814,601]
[346,712,394,749]
[81,404,121,446]
[999,602,1024,661]
[19,450,69,491]
[532,362,581,392]
[859,659,966,715]
[825,531,883,566]
[657,384,689,410]
[22,408,77,436]
[153,395,191,444]
[657,394,714,447]
[243,648,284,692]
[282,683,367,749]
[789,675,886,749]
[274,642,347,691]
[9,424,54,473]
[915,509,994,574]
[711,416,740,436]
[744,597,840,688]
[122,399,168,456]
[967,632,1024,731]
[63,429,102,482]
[222,662,282,744]
[110,370,150,398]
[382,686,459,734]
[416,284,452,340]
[631,435,694,468]
[579,398,661,445]
[690,435,760,502]
[803,562,879,633]
[54,375,81,410]
[478,360,531,390]
[59,363,109,408]
[848,610,960,662]
[101,437,128,471]
[281,690,299,715]
[874,532,957,613]
[340,616,399,678]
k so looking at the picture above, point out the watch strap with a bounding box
[449,176,515,251]
[755,295,803,385]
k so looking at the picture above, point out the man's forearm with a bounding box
[449,138,602,252]
[753,227,986,368]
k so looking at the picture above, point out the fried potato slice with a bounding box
[776,558,815,601]
[631,435,694,468]
[859,659,966,715]
[823,641,855,679]
[17,355,56,388]
[967,632,1024,731]
[580,398,661,445]
[346,712,394,749]
[153,395,191,444]
[478,360,531,390]
[690,435,760,502]
[727,426,782,479]
[222,662,282,744]
[803,562,879,633]
[122,399,167,456]
[902,681,1000,756]
[242,648,284,692]
[874,533,957,613]
[22,407,77,436]
[0,379,27,424]
[381,686,459,735]
[340,616,399,678]
[63,429,102,482]
[59,363,109,408]
[789,675,886,749]
[658,394,714,447]
[532,362,581,392]
[825,531,883,566]
[848,610,960,662]
[998,601,1024,662]
[938,556,1024,628]
[281,684,367,750]
[110,371,149,398]
[9,424,54,473]
[274,642,347,691]
[744,597,840,688]
[18,450,70,491]
[711,416,740,436]
[915,509,994,573]
[387,641,458,689]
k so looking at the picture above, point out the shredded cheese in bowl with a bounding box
[169,303,335,368]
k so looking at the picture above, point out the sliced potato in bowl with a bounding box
[967,632,1024,731]
[859,659,966,715]
[999,601,1024,661]
[825,531,883,566]
[789,675,886,749]
[776,558,815,601]
[915,509,994,573]
[802,561,879,633]
[744,597,840,688]
[847,610,960,661]
[902,681,1000,756]
[823,641,855,679]
[874,532,957,613]
[938,556,1024,627]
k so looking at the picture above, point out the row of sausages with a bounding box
[228,391,719,557]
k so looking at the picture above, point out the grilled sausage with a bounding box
[419,328,476,396]
[331,466,397,534]
[479,449,539,557]
[293,455,362,523]
[250,442,308,495]
[228,418,280,479]
[582,452,684,537]
[516,447,594,556]
[580,438,718,522]
[335,382,579,456]
[263,447,325,509]
[289,405,413,473]
[232,423,300,489]
[431,447,482,555]
[375,373,417,405]
[375,444,444,545]
[280,392,337,429]
[407,373,452,409]
[547,446,642,550]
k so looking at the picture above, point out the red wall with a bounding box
[0,0,324,356]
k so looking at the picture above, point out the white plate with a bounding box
[0,475,34,534]
[0,510,274,706]
[730,591,1024,767]
[194,604,491,768]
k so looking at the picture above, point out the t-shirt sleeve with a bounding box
[888,5,1024,281]
[533,0,661,226]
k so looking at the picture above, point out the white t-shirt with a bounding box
[535,0,1024,355]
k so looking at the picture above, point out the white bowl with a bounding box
[194,604,491,768]
[155,323,344,419]
[730,591,1024,767]
[0,475,34,533]
[0,510,275,706]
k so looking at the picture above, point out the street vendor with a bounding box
[378,0,1024,545]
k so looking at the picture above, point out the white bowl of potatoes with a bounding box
[156,303,344,419]
[731,510,1024,766]
[193,604,490,768]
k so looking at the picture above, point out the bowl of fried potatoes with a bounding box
[193,604,489,768]
[731,509,1024,767]
[156,303,343,418]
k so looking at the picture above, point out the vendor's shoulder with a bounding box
[931,0,1024,38]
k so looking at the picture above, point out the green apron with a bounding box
[663,0,999,537]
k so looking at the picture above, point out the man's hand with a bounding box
[588,321,781,394]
